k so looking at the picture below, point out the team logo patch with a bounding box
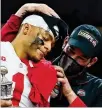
[77,89,86,96]
[78,30,98,47]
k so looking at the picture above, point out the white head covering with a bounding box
[22,14,59,36]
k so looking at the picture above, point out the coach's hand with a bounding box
[15,3,60,18]
[54,65,77,104]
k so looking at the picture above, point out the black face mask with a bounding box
[58,53,86,77]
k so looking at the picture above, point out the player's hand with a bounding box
[15,3,60,18]
[0,100,12,107]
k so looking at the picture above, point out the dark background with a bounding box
[1,0,102,78]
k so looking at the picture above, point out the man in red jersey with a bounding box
[1,3,68,107]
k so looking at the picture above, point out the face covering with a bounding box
[58,52,86,77]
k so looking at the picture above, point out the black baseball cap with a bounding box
[68,24,102,57]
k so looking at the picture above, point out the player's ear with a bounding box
[22,23,32,35]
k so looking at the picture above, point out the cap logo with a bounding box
[78,30,98,47]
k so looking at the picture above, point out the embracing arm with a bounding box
[1,3,60,42]
[1,14,21,41]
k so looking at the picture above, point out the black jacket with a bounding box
[50,72,102,107]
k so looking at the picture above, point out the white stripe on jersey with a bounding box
[19,75,35,107]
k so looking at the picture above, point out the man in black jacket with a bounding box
[50,24,102,107]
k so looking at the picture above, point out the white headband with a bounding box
[22,14,59,36]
